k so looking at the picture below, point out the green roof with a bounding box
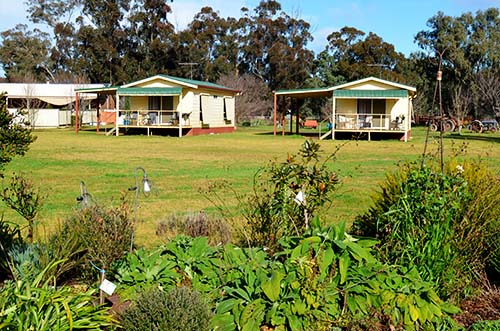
[117,87,182,96]
[158,75,237,92]
[333,89,408,98]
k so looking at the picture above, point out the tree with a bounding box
[123,0,177,80]
[176,7,239,81]
[414,8,500,119]
[472,70,500,119]
[0,94,36,175]
[238,1,314,91]
[217,73,272,123]
[0,25,53,82]
[321,26,409,83]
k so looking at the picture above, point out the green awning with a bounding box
[117,87,182,96]
[333,89,408,98]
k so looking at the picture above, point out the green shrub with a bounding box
[352,159,500,299]
[113,222,460,330]
[156,211,232,245]
[204,140,340,252]
[3,223,86,284]
[120,286,211,331]
[62,197,133,279]
[0,173,45,242]
[212,218,460,331]
[8,243,43,282]
[113,236,221,301]
[41,222,87,282]
[469,321,500,331]
[112,246,181,300]
[0,260,115,330]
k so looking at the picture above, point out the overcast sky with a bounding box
[0,0,499,56]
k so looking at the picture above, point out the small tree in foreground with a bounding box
[0,173,44,242]
[204,140,340,252]
[0,93,36,176]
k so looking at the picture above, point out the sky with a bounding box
[0,0,499,57]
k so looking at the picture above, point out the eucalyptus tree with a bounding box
[123,0,177,81]
[176,7,239,81]
[238,1,314,91]
[319,26,409,84]
[414,8,500,119]
[0,25,53,82]
[23,0,176,84]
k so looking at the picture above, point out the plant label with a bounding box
[100,279,117,296]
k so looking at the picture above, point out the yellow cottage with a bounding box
[274,77,416,142]
[76,75,240,137]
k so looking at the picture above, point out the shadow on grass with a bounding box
[252,131,325,138]
[444,132,500,144]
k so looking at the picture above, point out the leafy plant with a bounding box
[352,158,500,300]
[0,173,44,241]
[212,218,460,331]
[204,139,340,252]
[113,236,222,301]
[0,260,115,330]
[469,321,500,331]
[113,221,461,330]
[40,222,87,282]
[120,286,211,331]
[8,242,43,282]
[113,247,181,300]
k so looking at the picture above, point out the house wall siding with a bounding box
[225,97,235,124]
[390,98,409,120]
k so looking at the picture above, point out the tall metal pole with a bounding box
[75,92,79,133]
[273,92,277,136]
[436,50,446,174]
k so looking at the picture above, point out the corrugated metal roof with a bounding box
[3,83,106,97]
[332,77,416,92]
[275,87,333,98]
[333,89,408,98]
[157,75,239,93]
[117,87,182,96]
[76,86,118,94]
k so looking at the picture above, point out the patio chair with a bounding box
[364,116,373,128]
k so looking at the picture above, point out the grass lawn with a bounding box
[4,125,500,247]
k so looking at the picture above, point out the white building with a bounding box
[0,83,104,128]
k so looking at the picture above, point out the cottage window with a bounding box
[357,99,386,115]
[148,96,173,110]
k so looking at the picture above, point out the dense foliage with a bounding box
[352,158,500,300]
[112,221,461,330]
[120,286,211,331]
[60,197,134,279]
[0,261,114,330]
[0,94,36,175]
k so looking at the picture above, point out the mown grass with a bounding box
[4,125,500,247]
